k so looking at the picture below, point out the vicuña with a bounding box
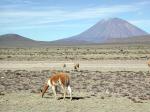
[41,72,72,100]
[74,63,79,71]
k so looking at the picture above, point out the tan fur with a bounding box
[41,84,49,98]
[148,60,150,67]
[41,72,72,100]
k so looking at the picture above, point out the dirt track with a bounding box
[0,60,149,71]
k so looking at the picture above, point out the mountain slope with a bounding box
[0,34,34,41]
[105,35,150,44]
[54,18,148,43]
[0,18,149,47]
[0,34,49,47]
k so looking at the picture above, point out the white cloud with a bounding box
[0,1,149,30]
[0,4,139,23]
[1,22,92,31]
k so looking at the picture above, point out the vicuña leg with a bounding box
[68,86,72,100]
[52,86,57,99]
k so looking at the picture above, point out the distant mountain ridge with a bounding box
[0,34,35,42]
[54,18,148,43]
[0,34,150,47]
[0,18,150,47]
[0,34,50,47]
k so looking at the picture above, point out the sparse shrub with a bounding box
[0,57,4,60]
[7,56,11,58]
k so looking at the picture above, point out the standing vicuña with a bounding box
[74,63,79,71]
[41,72,72,100]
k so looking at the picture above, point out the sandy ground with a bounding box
[0,92,150,112]
[0,60,149,71]
[0,60,150,112]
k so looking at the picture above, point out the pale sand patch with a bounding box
[0,92,150,112]
[0,60,149,71]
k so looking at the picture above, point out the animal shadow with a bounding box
[43,92,90,100]
[43,96,90,101]
[58,96,87,100]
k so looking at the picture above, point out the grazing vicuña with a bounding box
[41,72,72,100]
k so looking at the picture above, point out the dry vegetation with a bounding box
[0,44,150,61]
[1,70,150,102]
[0,44,150,112]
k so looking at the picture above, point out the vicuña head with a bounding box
[74,63,79,71]
[63,64,66,68]
[41,71,72,100]
[62,63,67,71]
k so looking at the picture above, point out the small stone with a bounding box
[0,92,5,96]
[101,96,105,99]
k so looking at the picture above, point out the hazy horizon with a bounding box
[0,0,150,41]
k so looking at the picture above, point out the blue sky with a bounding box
[0,0,150,41]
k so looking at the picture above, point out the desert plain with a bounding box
[0,44,150,112]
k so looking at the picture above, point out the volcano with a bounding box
[54,18,148,43]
